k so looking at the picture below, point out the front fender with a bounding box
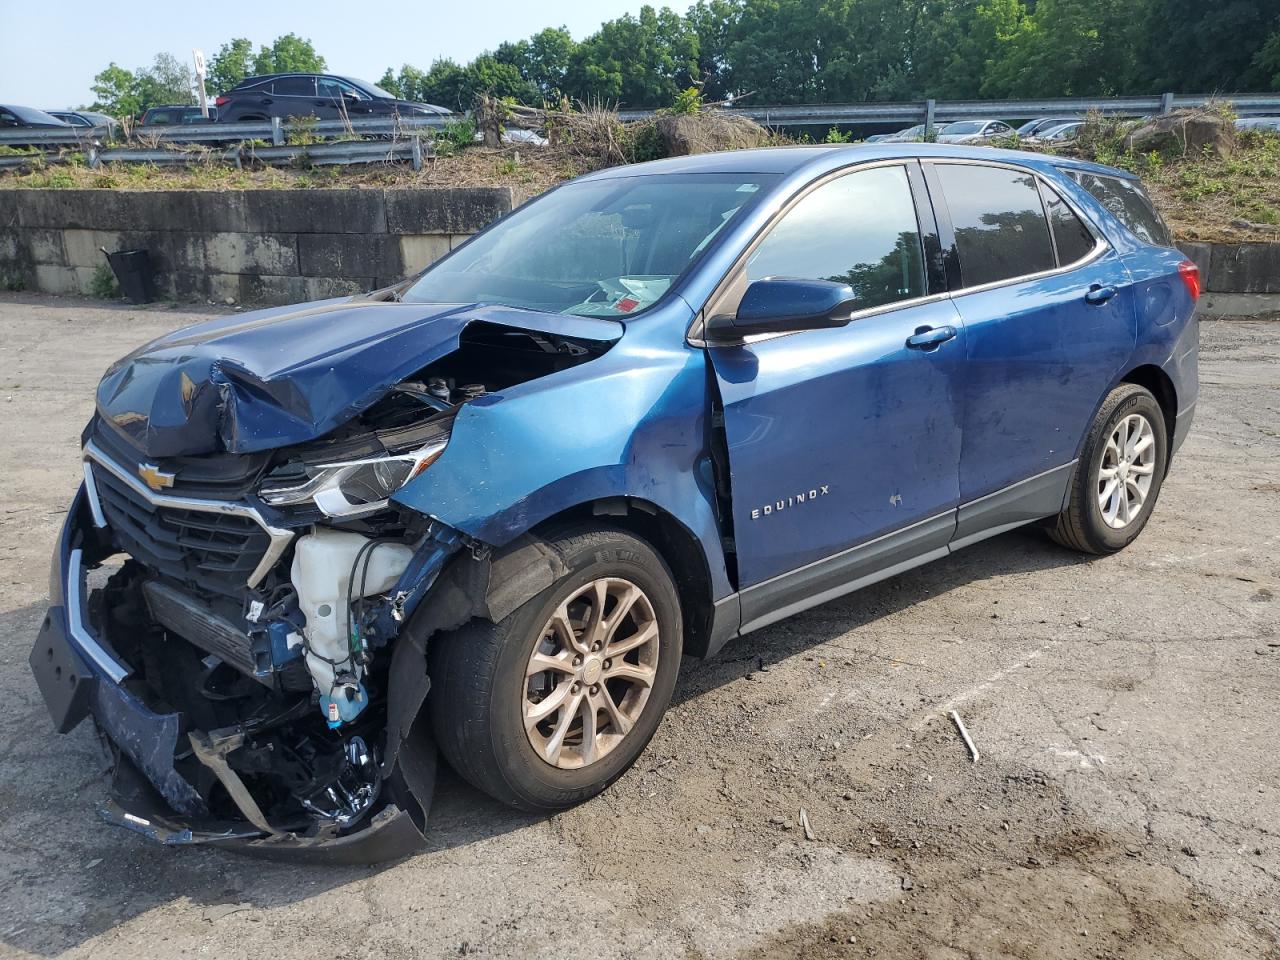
[391,319,733,600]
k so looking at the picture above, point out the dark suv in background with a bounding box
[214,74,450,122]
[140,105,217,125]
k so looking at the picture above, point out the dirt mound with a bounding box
[655,111,775,156]
[1123,109,1237,158]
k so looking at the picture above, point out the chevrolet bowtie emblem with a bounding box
[138,463,176,491]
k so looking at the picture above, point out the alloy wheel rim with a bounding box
[524,577,660,769]
[1098,413,1157,529]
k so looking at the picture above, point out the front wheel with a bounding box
[428,525,682,811]
[1049,384,1168,555]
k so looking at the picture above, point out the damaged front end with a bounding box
[30,302,619,861]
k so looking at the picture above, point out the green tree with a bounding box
[686,0,742,100]
[251,33,327,75]
[979,0,1143,97]
[495,26,578,101]
[1137,0,1279,92]
[208,38,255,94]
[90,54,194,117]
[90,63,143,117]
[1251,31,1280,90]
[565,5,700,107]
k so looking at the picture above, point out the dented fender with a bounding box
[391,299,734,600]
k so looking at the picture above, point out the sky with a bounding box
[0,0,654,109]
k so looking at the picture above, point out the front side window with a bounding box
[744,165,926,311]
[402,173,777,318]
[936,164,1055,287]
[1067,171,1170,246]
[318,77,359,99]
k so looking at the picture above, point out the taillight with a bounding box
[214,95,230,107]
[1178,261,1201,302]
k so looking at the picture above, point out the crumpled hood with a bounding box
[95,298,623,458]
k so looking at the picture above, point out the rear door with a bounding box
[271,75,327,119]
[705,162,965,607]
[924,160,1137,544]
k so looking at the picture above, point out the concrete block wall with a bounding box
[0,187,524,305]
[1178,241,1280,294]
[0,187,1273,307]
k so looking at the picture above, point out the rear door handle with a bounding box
[1086,283,1117,304]
[906,325,958,350]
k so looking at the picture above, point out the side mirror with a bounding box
[343,91,362,102]
[705,278,858,341]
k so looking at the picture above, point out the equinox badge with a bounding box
[137,463,176,491]
[751,485,830,520]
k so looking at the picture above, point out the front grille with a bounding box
[92,463,272,599]
[91,417,272,501]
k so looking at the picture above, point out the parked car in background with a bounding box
[214,74,450,123]
[31,142,1199,862]
[0,104,71,129]
[937,119,1016,143]
[140,105,217,125]
[1030,121,1084,144]
[1016,117,1080,138]
[46,110,118,131]
[1235,116,1280,133]
[882,122,952,142]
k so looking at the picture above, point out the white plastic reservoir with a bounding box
[291,529,415,696]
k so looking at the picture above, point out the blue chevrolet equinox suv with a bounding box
[32,144,1199,861]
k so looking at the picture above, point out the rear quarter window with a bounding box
[1040,182,1097,265]
[1066,171,1170,247]
[935,163,1056,287]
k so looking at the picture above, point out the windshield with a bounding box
[402,173,778,318]
[347,78,397,99]
[12,105,66,124]
[944,121,985,134]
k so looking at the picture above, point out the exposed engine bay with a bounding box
[46,318,613,859]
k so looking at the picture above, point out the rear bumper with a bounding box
[29,484,431,863]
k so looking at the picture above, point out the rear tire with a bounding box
[1048,384,1168,555]
[429,525,682,811]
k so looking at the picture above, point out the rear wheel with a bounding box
[1049,384,1168,555]
[428,526,682,811]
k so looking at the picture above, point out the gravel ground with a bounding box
[0,293,1276,960]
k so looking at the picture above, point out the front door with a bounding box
[705,163,966,622]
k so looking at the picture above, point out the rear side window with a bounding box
[273,76,316,96]
[745,165,926,311]
[935,164,1055,287]
[1040,183,1096,265]
[1067,171,1170,246]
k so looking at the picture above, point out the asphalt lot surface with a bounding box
[0,292,1277,960]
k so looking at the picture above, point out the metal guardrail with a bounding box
[1,91,1276,160]
[0,137,434,172]
[0,114,452,148]
[617,92,1280,127]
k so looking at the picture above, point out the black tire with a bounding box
[1049,384,1169,555]
[428,525,683,811]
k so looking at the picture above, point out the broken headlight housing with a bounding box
[259,434,449,518]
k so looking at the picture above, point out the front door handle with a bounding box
[1086,283,1117,304]
[906,325,957,351]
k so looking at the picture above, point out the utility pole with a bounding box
[193,49,209,118]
